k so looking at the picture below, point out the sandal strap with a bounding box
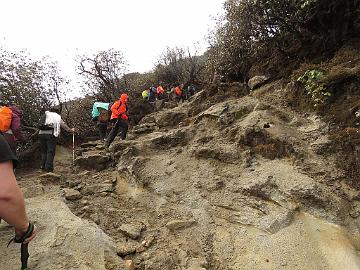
[7,223,34,247]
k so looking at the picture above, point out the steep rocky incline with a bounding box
[2,81,360,270]
[69,82,360,269]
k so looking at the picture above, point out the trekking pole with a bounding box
[7,223,34,270]
[72,131,75,166]
[20,243,29,270]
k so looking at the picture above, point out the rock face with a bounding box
[103,85,360,270]
[13,79,360,270]
[0,196,124,270]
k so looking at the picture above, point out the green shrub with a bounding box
[297,70,331,107]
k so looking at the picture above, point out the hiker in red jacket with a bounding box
[105,93,129,148]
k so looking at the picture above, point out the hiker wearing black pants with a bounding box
[105,93,129,148]
[106,118,129,145]
[39,134,57,172]
[38,108,74,172]
[97,122,108,140]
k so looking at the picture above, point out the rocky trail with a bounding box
[1,81,360,270]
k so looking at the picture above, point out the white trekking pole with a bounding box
[72,131,75,166]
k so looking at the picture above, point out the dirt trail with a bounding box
[2,82,360,270]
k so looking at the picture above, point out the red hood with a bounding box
[120,94,128,103]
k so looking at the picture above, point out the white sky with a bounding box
[0,0,224,79]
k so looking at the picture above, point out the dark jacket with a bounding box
[9,105,26,143]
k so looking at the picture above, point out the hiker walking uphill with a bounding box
[92,102,110,141]
[105,93,129,149]
[142,89,150,101]
[0,103,27,156]
[156,84,165,100]
[38,108,74,172]
[174,84,185,103]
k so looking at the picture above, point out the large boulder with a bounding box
[0,196,124,270]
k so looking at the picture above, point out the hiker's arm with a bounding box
[0,161,29,235]
[60,120,73,133]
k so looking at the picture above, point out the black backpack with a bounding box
[38,113,53,130]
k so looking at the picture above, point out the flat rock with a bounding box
[155,110,187,128]
[258,208,295,234]
[63,188,82,200]
[80,141,99,148]
[119,223,144,239]
[166,219,196,231]
[39,172,62,184]
[133,123,157,134]
[149,129,189,150]
[116,243,137,256]
[67,178,82,188]
[75,153,110,171]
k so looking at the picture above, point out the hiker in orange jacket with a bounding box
[105,93,129,148]
[0,103,27,156]
[174,84,186,103]
[156,84,165,100]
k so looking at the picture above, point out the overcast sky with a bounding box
[0,0,224,80]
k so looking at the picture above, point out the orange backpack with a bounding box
[0,106,12,132]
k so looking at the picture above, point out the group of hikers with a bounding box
[0,92,130,260]
[0,103,76,173]
[141,83,196,103]
[0,92,130,175]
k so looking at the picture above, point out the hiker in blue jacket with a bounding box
[92,102,110,141]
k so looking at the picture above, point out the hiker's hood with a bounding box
[120,94,128,102]
[9,105,23,117]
